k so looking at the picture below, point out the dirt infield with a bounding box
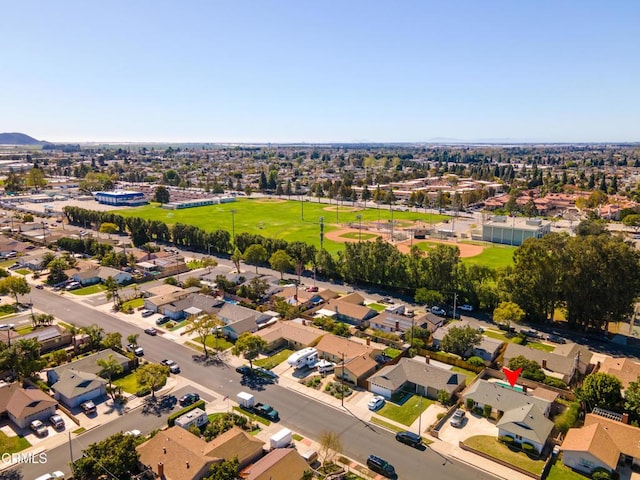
[255,198,288,204]
[322,205,361,213]
[325,227,484,258]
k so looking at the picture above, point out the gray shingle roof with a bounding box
[369,358,464,394]
[463,379,551,414]
[497,403,554,445]
[52,370,106,398]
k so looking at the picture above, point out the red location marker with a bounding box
[502,367,522,387]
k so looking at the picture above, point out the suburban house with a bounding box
[502,342,593,384]
[431,320,471,349]
[143,290,194,313]
[369,358,466,400]
[315,334,377,364]
[598,357,640,392]
[142,283,184,298]
[324,298,378,327]
[218,303,277,340]
[496,403,554,454]
[463,379,553,417]
[472,336,504,364]
[255,320,326,352]
[369,311,415,334]
[47,349,131,385]
[414,312,445,333]
[17,252,50,271]
[276,286,324,308]
[0,325,72,353]
[135,253,188,277]
[335,354,380,388]
[50,370,107,408]
[161,294,224,321]
[562,412,640,474]
[137,426,265,480]
[71,266,132,286]
[239,447,308,480]
[0,383,58,429]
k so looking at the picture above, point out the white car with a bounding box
[0,323,15,331]
[124,429,141,437]
[430,306,446,316]
[368,395,386,411]
[458,304,474,312]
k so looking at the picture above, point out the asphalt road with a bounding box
[17,289,497,480]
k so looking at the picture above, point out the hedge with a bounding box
[167,399,206,427]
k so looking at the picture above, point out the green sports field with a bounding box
[114,198,447,255]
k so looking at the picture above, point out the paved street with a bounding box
[15,288,499,480]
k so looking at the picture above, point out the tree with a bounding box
[203,457,239,480]
[136,363,170,399]
[286,241,316,285]
[318,430,343,467]
[622,214,640,232]
[153,185,171,204]
[99,222,118,235]
[101,332,122,350]
[72,432,143,479]
[187,313,224,358]
[578,372,622,410]
[26,167,47,191]
[507,355,545,382]
[243,244,268,274]
[0,276,30,305]
[231,247,242,273]
[182,276,202,288]
[82,324,105,350]
[414,288,444,306]
[38,252,57,270]
[232,332,267,369]
[127,333,139,346]
[492,301,525,330]
[97,354,124,400]
[440,326,482,357]
[202,256,218,273]
[269,249,293,279]
[624,378,640,420]
[9,339,44,380]
[104,276,121,309]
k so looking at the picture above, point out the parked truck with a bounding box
[269,428,293,449]
[237,391,279,421]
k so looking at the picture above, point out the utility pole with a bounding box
[356,214,362,242]
[340,351,346,407]
[452,292,458,319]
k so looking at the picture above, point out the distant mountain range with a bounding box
[0,132,45,145]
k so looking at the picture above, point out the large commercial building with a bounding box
[94,190,147,206]
[481,216,551,246]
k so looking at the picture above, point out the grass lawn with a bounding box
[121,297,144,310]
[72,427,86,435]
[14,269,31,275]
[0,304,18,318]
[339,232,379,240]
[14,325,34,335]
[0,431,30,454]
[186,337,234,354]
[168,320,188,331]
[0,260,16,268]
[254,349,294,370]
[377,395,433,427]
[546,456,589,480]
[115,199,449,255]
[525,341,555,352]
[451,366,480,382]
[368,303,387,312]
[483,329,555,352]
[113,372,142,394]
[463,435,545,476]
[462,244,516,269]
[292,433,304,441]
[414,242,439,252]
[71,284,107,295]
[232,406,270,426]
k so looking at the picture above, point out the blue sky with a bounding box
[2,1,639,143]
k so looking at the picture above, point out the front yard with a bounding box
[377,394,433,426]
[113,372,142,394]
[0,431,30,454]
[254,349,293,370]
[463,435,545,476]
[120,298,144,310]
[71,284,107,295]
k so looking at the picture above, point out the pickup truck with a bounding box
[237,391,279,421]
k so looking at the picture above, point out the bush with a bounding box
[592,470,611,480]
[136,387,151,397]
[499,435,514,445]
[483,404,492,418]
[466,398,475,410]
[437,413,445,420]
[543,376,567,389]
[521,443,535,453]
[168,399,206,427]
[466,356,485,367]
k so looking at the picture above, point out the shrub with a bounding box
[437,389,452,406]
[521,443,535,453]
[592,470,611,480]
[437,413,445,420]
[466,356,485,367]
[136,387,151,397]
[483,404,492,418]
[498,435,514,445]
[466,398,475,410]
[543,376,567,389]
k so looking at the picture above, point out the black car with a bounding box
[366,455,396,478]
[236,365,253,375]
[179,393,200,406]
[155,316,171,326]
[395,430,422,448]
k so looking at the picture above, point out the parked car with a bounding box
[306,286,319,292]
[49,414,65,430]
[155,316,171,326]
[366,455,396,478]
[65,281,81,291]
[395,430,423,448]
[547,334,567,344]
[255,367,278,382]
[179,393,200,406]
[35,284,44,290]
[381,297,394,304]
[430,306,446,316]
[144,327,157,336]
[0,323,15,331]
[34,472,65,480]
[458,304,474,312]
[141,309,154,318]
[521,329,541,339]
[126,344,144,356]
[236,365,253,375]
[30,419,48,437]
[81,400,97,415]
[124,429,141,437]
[368,395,386,411]
[450,409,466,428]
[161,359,180,374]
[316,360,335,374]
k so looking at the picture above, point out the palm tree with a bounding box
[97,354,123,400]
[104,276,121,310]
[127,333,139,346]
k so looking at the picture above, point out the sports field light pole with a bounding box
[356,214,362,242]
[319,217,324,251]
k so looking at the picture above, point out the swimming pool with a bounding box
[496,381,524,393]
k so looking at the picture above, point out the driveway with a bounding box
[437,410,498,445]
